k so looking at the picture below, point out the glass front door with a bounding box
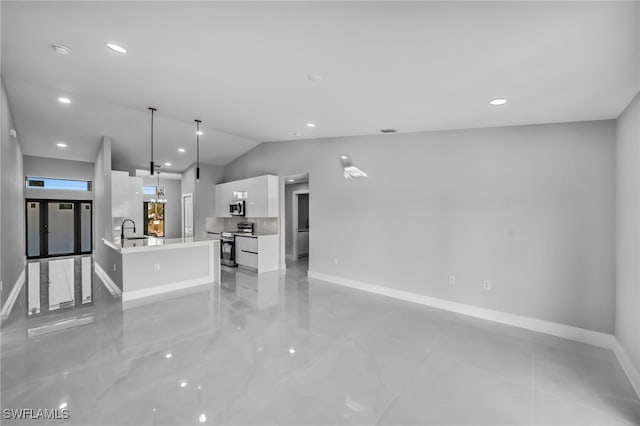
[25,200,93,259]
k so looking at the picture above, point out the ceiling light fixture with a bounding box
[58,97,71,104]
[106,43,127,54]
[288,179,294,182]
[195,119,202,182]
[489,98,507,106]
[306,122,316,128]
[56,142,67,148]
[51,43,72,55]
[196,130,203,136]
[148,107,157,175]
[340,155,368,180]
[165,162,171,167]
[178,148,185,153]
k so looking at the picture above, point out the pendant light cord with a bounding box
[195,119,201,181]
[149,107,157,175]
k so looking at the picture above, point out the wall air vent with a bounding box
[380,129,397,133]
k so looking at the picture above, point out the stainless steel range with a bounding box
[220,222,254,267]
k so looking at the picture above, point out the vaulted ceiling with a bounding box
[2,1,639,173]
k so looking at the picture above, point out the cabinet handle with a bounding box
[241,249,258,255]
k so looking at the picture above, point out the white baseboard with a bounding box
[94,262,122,297]
[122,277,213,302]
[308,270,615,349]
[612,338,640,398]
[0,267,25,323]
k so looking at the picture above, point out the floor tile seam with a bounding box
[428,335,536,391]
[532,352,640,403]
[532,386,639,426]
[370,348,441,426]
[532,356,639,424]
[223,330,357,410]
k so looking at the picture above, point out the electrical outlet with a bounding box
[448,276,455,285]
[483,280,492,290]
[154,264,160,272]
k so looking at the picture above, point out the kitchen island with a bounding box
[99,236,220,303]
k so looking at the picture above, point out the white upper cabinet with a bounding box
[111,170,130,217]
[214,183,231,218]
[214,175,279,218]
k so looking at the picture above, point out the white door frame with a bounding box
[292,189,309,260]
[181,193,193,238]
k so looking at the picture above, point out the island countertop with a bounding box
[102,236,217,254]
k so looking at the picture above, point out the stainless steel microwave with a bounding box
[229,200,245,216]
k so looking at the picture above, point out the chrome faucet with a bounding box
[121,219,136,241]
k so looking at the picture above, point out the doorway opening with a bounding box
[284,174,309,267]
[182,193,193,238]
[25,199,93,259]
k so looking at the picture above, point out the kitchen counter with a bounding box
[99,236,220,303]
[206,231,278,238]
[103,236,214,254]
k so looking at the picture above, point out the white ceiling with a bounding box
[2,1,639,173]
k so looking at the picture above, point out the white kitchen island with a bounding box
[101,237,220,303]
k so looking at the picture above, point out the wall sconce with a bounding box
[340,155,368,180]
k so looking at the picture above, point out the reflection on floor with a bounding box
[26,256,93,317]
[2,256,639,425]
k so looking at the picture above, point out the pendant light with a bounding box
[148,107,157,175]
[195,119,201,182]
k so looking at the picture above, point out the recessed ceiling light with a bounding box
[51,43,72,56]
[180,381,188,388]
[288,179,295,182]
[289,348,296,354]
[58,97,71,104]
[56,142,67,148]
[165,353,172,359]
[340,155,348,160]
[58,402,68,410]
[178,148,186,153]
[106,43,127,54]
[308,74,323,82]
[306,122,316,128]
[489,98,507,106]
[165,162,172,167]
[199,414,207,423]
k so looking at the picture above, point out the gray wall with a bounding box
[181,163,225,240]
[23,155,94,200]
[616,91,640,371]
[142,176,181,238]
[225,120,616,333]
[1,77,25,308]
[285,182,309,256]
[93,137,113,278]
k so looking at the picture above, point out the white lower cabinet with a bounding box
[235,234,279,273]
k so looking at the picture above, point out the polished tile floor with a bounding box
[1,256,639,425]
